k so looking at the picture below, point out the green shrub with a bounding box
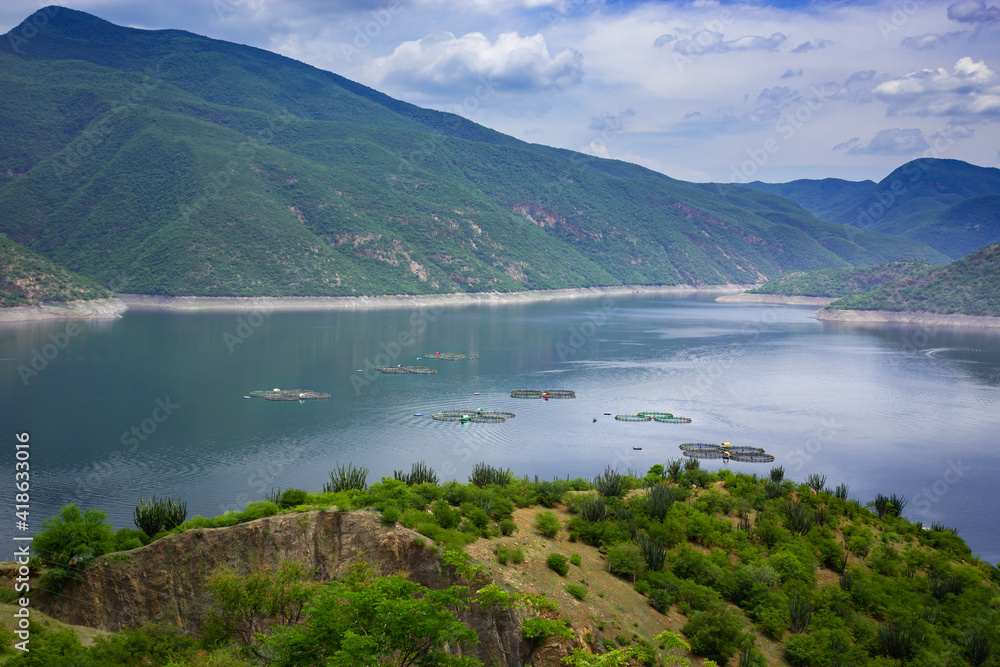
[547,553,570,576]
[607,543,646,581]
[565,583,588,601]
[134,496,188,537]
[323,463,368,492]
[498,518,517,536]
[682,607,748,665]
[570,553,582,566]
[523,617,572,644]
[277,488,308,508]
[535,511,561,538]
[394,461,439,485]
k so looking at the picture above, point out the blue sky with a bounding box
[3,0,998,183]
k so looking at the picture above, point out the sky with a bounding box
[2,0,999,183]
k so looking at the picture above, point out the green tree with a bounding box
[206,560,319,659]
[33,504,115,592]
[535,511,561,538]
[264,563,481,666]
[682,607,747,665]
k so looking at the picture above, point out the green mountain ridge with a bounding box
[741,159,1000,260]
[828,243,1000,316]
[0,6,948,297]
[0,234,111,306]
[749,261,939,299]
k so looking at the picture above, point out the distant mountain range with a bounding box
[741,159,1000,260]
[0,7,951,300]
[749,244,1000,317]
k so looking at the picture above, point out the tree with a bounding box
[264,562,482,667]
[562,631,693,666]
[33,504,115,592]
[682,607,748,666]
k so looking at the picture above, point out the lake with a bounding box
[2,293,999,564]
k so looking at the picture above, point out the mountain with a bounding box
[741,159,1000,260]
[0,7,948,297]
[748,260,938,299]
[0,234,111,306]
[827,243,1000,316]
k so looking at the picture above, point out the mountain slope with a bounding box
[0,234,112,306]
[749,260,939,299]
[828,244,1000,316]
[0,7,948,297]
[742,159,1000,260]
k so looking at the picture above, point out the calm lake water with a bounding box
[2,294,999,563]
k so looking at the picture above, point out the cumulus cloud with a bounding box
[781,69,803,79]
[652,33,675,47]
[873,57,1000,118]
[845,128,930,155]
[371,31,583,93]
[901,31,968,50]
[947,0,1000,23]
[670,30,786,56]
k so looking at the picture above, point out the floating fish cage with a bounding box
[615,414,652,422]
[373,366,438,374]
[248,389,331,401]
[437,409,515,418]
[653,416,692,423]
[510,389,576,399]
[679,442,724,453]
[680,442,774,463]
[431,413,507,423]
[638,411,673,419]
[425,353,480,361]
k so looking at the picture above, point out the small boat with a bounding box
[473,392,480,395]
[604,412,611,415]
[414,413,423,416]
[242,395,251,399]
[633,447,642,450]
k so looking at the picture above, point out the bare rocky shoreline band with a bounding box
[814,308,1000,329]
[714,293,837,306]
[0,285,750,322]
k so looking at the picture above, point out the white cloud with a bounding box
[947,0,1000,23]
[370,31,583,93]
[901,31,967,50]
[845,128,930,155]
[671,30,787,56]
[873,57,1000,118]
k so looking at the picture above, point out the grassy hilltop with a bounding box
[11,461,1000,666]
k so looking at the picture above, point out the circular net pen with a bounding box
[683,449,730,460]
[437,409,515,419]
[638,411,673,419]
[723,445,765,454]
[730,452,775,463]
[510,389,543,399]
[542,389,576,398]
[653,416,692,423]
[679,442,721,452]
[615,414,652,422]
[425,353,480,361]
[250,389,331,401]
[431,413,507,423]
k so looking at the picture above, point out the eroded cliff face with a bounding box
[36,510,574,666]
